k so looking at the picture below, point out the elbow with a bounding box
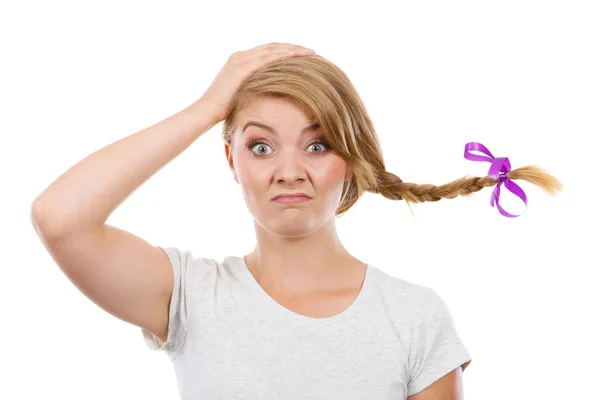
[31,199,69,239]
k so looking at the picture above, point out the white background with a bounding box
[2,1,598,399]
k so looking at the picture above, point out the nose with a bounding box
[275,149,307,185]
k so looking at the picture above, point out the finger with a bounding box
[243,42,287,54]
[269,43,313,55]
[259,46,315,62]
[257,42,304,51]
[245,43,313,60]
[250,48,314,68]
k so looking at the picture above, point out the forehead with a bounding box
[237,96,316,125]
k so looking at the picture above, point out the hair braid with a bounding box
[374,165,562,205]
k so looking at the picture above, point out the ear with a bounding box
[224,143,239,184]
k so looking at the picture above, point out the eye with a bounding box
[246,140,273,156]
[307,140,330,153]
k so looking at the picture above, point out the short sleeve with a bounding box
[407,288,472,396]
[140,246,208,360]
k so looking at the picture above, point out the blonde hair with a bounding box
[221,54,562,217]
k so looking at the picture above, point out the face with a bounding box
[226,96,353,238]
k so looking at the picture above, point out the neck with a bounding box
[245,218,362,294]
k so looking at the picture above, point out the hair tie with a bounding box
[464,142,528,218]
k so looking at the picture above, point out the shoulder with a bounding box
[365,265,439,338]
[368,265,433,310]
[374,270,457,331]
[159,247,242,292]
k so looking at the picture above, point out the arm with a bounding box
[31,98,218,236]
[407,367,465,400]
[30,98,219,339]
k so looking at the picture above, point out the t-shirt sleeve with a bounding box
[140,246,209,360]
[407,288,472,396]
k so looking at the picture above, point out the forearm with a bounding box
[31,98,219,237]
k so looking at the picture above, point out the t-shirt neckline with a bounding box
[233,255,374,327]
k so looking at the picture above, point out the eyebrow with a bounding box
[242,121,320,135]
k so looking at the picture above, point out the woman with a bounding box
[31,42,561,399]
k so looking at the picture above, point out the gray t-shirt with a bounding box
[141,247,472,399]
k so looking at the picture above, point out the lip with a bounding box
[272,193,312,203]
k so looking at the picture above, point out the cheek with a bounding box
[313,156,348,188]
[233,153,268,190]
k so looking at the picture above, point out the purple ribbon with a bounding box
[464,142,528,218]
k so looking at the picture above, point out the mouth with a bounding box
[271,194,312,204]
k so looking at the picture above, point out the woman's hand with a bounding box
[199,42,315,124]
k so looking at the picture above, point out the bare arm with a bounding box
[30,98,219,340]
[407,367,465,400]
[31,98,218,236]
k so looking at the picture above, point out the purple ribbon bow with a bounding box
[464,142,528,218]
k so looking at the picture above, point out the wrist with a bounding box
[189,97,223,126]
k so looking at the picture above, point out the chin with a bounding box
[275,219,315,238]
[259,214,319,238]
[277,225,313,238]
